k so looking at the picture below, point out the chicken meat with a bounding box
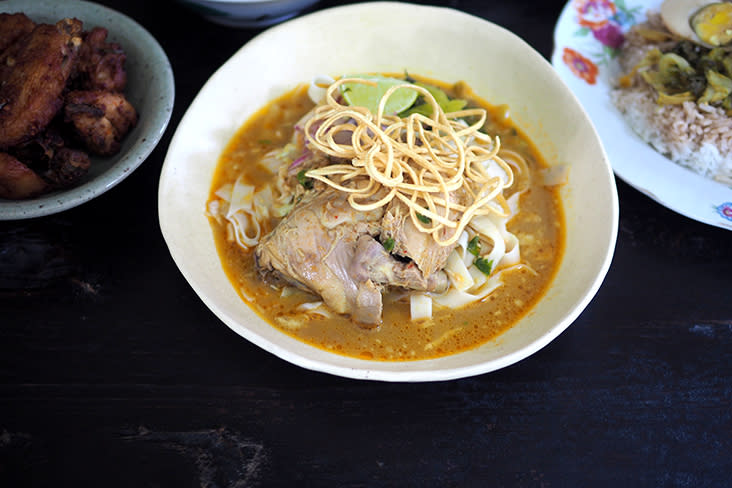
[0,14,137,200]
[74,27,128,92]
[64,89,137,156]
[380,197,460,278]
[0,18,83,149]
[0,152,49,199]
[255,189,449,325]
[0,13,35,53]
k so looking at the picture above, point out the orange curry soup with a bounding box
[208,76,565,361]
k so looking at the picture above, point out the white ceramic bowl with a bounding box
[0,0,174,220]
[177,0,320,27]
[159,2,619,381]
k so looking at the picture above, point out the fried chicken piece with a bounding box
[64,90,137,156]
[0,18,83,149]
[0,13,36,53]
[0,152,49,199]
[41,147,91,188]
[74,27,128,92]
[10,125,66,165]
[11,127,91,189]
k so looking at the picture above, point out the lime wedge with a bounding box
[340,75,419,115]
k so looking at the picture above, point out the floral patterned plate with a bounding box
[551,0,732,231]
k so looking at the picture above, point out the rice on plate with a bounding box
[610,8,732,185]
[552,0,732,231]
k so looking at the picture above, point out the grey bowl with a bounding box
[0,0,175,220]
[176,0,320,28]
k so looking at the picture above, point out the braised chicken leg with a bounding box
[255,189,448,325]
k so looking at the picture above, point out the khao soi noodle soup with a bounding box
[206,73,565,361]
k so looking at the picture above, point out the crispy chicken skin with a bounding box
[0,13,36,53]
[64,90,138,156]
[0,18,83,149]
[0,152,49,199]
[10,126,67,166]
[12,128,91,189]
[42,147,91,188]
[75,27,127,92]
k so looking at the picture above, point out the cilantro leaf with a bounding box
[297,169,313,190]
[467,236,481,256]
[474,257,493,276]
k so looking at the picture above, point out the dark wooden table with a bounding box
[2,0,732,486]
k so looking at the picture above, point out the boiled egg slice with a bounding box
[661,0,732,47]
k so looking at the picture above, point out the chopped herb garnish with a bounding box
[404,70,416,83]
[474,257,493,276]
[467,236,481,256]
[416,213,432,224]
[443,98,467,113]
[398,81,466,117]
[399,102,431,118]
[383,237,395,252]
[297,169,313,190]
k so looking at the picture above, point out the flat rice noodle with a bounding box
[444,249,475,291]
[259,147,290,173]
[468,265,487,288]
[431,275,503,309]
[539,164,569,186]
[482,157,511,185]
[308,75,336,104]
[229,211,261,248]
[484,210,521,268]
[297,301,333,318]
[219,177,259,248]
[214,182,233,202]
[410,293,433,320]
[453,231,470,265]
[253,185,274,221]
[227,176,255,218]
[470,216,506,269]
[217,176,277,249]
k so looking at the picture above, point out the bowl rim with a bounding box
[179,0,303,3]
[159,1,619,382]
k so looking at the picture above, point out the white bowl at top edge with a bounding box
[176,0,320,27]
[158,2,619,382]
[0,0,174,220]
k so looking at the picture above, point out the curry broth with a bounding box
[208,77,564,361]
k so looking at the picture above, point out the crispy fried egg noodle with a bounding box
[303,78,531,319]
[304,78,521,248]
[208,77,534,321]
